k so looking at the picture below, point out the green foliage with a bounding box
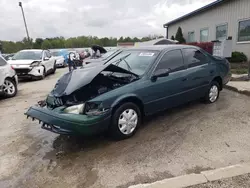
[1,34,164,53]
[41,39,52,49]
[175,27,186,44]
[229,51,248,63]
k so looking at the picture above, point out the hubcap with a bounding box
[3,80,15,95]
[209,85,219,102]
[118,109,138,135]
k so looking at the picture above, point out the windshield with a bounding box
[51,51,60,56]
[12,51,42,60]
[109,50,159,76]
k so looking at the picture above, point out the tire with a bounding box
[40,66,46,80]
[204,81,220,103]
[2,78,17,98]
[52,62,56,74]
[109,102,141,140]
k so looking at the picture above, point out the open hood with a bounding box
[51,63,138,97]
[91,45,107,53]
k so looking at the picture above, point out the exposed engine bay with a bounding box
[62,72,137,105]
[46,71,138,109]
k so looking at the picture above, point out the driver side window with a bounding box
[156,50,185,73]
[45,51,51,58]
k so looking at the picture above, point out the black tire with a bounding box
[204,81,220,103]
[40,66,46,80]
[52,62,56,74]
[2,78,17,98]
[109,102,141,140]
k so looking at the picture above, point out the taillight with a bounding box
[11,66,15,70]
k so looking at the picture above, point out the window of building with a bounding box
[156,50,184,72]
[188,31,195,43]
[238,19,250,42]
[200,28,209,42]
[216,24,228,41]
[182,48,208,68]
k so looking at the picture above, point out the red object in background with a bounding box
[187,42,214,54]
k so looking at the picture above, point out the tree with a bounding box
[41,39,52,49]
[171,36,175,40]
[33,38,44,49]
[175,27,186,44]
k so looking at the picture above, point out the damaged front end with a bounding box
[25,62,139,135]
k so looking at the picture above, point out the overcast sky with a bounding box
[0,0,215,41]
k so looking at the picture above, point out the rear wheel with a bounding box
[2,78,17,98]
[110,102,141,140]
[205,81,220,103]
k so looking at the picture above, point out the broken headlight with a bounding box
[30,61,41,67]
[84,102,109,116]
[64,104,85,114]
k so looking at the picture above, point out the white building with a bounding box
[164,0,250,58]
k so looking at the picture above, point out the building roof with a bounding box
[163,0,227,27]
[135,38,178,46]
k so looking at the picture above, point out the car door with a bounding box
[46,51,54,70]
[143,49,188,114]
[43,50,52,71]
[182,48,213,101]
[0,56,7,86]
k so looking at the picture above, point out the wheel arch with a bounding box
[5,76,17,85]
[212,76,223,90]
[111,95,145,117]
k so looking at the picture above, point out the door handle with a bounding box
[182,78,188,81]
[210,70,215,75]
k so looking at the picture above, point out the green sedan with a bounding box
[25,45,231,140]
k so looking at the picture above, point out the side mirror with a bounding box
[44,57,49,61]
[151,68,170,81]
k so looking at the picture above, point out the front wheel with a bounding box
[52,62,56,74]
[2,78,17,98]
[205,81,220,103]
[109,102,141,140]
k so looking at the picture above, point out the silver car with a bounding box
[0,55,18,98]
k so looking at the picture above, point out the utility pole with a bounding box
[19,2,31,47]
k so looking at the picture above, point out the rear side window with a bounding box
[0,56,7,66]
[156,49,184,72]
[183,48,208,68]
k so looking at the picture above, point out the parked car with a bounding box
[83,48,122,66]
[0,55,18,98]
[25,45,230,140]
[51,49,68,68]
[8,49,57,80]
[3,53,15,61]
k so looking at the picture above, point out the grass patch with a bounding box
[230,62,249,74]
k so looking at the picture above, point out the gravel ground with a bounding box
[1,68,250,188]
[188,173,250,188]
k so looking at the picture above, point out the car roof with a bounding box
[124,45,199,51]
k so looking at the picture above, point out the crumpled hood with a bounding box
[51,63,138,97]
[8,59,39,65]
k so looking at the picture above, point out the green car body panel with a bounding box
[25,45,231,135]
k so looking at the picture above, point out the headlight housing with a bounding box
[64,104,85,114]
[84,102,109,116]
[30,61,41,67]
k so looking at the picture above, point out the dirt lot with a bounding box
[1,68,250,188]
